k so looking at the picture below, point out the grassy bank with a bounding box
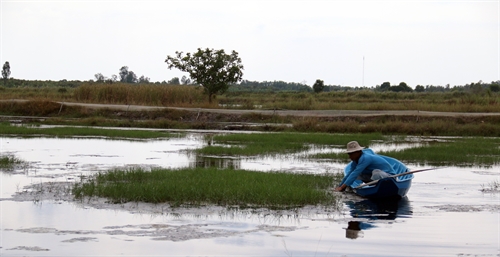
[72,167,341,207]
[0,123,177,139]
[3,100,500,136]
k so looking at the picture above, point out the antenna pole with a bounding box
[362,56,365,87]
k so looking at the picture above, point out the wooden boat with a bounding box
[354,173,414,199]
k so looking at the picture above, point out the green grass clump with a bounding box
[0,123,177,139]
[0,155,24,169]
[197,132,384,156]
[72,167,341,207]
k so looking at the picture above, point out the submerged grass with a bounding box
[72,167,341,207]
[197,132,384,156]
[0,122,176,139]
[480,180,500,193]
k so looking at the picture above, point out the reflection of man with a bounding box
[345,221,363,239]
[335,141,408,192]
[345,221,376,239]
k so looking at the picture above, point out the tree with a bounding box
[312,79,325,93]
[2,61,11,86]
[490,83,500,93]
[119,66,129,82]
[397,82,413,92]
[165,48,244,103]
[126,71,138,83]
[94,73,106,82]
[138,75,150,83]
[180,75,191,85]
[167,77,180,85]
[380,82,391,91]
[415,85,425,92]
[119,66,138,83]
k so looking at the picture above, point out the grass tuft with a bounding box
[72,167,342,207]
[0,155,24,170]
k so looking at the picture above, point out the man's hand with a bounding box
[335,184,347,192]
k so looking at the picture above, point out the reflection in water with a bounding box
[347,196,412,220]
[344,197,412,240]
[189,155,242,169]
[346,221,364,239]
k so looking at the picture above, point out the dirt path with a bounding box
[53,101,500,118]
[3,99,500,118]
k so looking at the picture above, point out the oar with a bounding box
[354,167,442,189]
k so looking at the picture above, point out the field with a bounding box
[1,83,500,136]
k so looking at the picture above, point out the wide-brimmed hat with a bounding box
[346,141,364,153]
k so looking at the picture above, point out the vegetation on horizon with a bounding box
[1,84,499,113]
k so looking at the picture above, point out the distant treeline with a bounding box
[1,77,499,94]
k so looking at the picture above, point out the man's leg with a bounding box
[357,173,373,183]
[371,169,390,180]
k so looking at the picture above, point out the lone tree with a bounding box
[165,48,244,103]
[119,66,138,83]
[2,61,11,86]
[312,79,325,93]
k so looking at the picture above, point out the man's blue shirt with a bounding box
[340,149,406,187]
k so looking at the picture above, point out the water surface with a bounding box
[1,135,498,256]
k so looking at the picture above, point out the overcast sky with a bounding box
[1,0,498,88]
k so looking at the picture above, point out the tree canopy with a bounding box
[313,79,325,93]
[2,61,11,85]
[165,48,244,103]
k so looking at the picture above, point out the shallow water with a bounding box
[1,134,499,256]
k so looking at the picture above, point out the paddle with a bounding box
[354,167,442,189]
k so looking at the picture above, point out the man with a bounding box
[335,141,408,192]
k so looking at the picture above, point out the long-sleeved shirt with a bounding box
[340,148,407,187]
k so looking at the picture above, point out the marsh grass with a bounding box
[0,155,24,170]
[0,122,176,139]
[73,83,213,107]
[311,136,500,167]
[72,167,341,207]
[379,137,500,167]
[196,133,384,156]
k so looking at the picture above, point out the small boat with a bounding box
[353,173,414,199]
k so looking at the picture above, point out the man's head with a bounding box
[346,141,364,161]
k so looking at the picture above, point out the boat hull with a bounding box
[354,177,412,199]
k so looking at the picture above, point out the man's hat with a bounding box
[346,141,364,153]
